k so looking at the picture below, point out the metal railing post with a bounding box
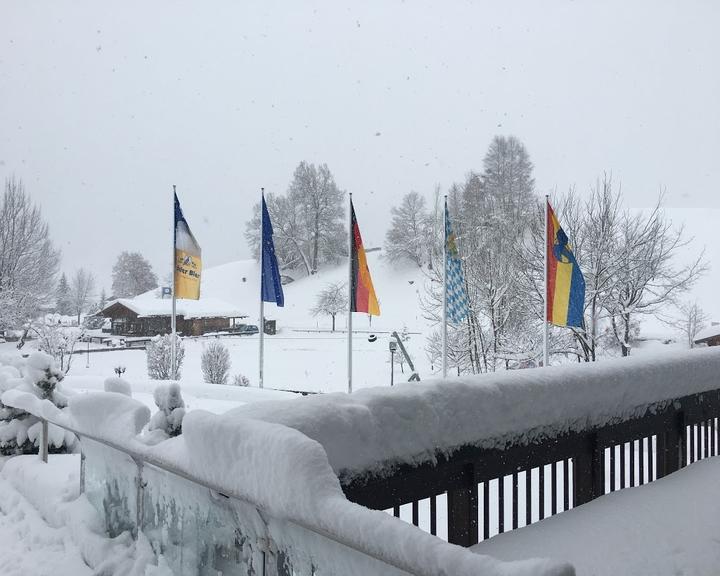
[39,419,49,463]
[135,460,146,538]
[79,450,86,494]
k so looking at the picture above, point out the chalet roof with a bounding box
[694,324,720,344]
[101,297,246,320]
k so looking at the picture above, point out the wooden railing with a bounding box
[342,388,720,547]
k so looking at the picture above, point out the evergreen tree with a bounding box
[55,273,72,315]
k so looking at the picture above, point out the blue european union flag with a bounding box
[261,195,284,307]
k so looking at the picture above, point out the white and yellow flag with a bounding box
[174,193,201,299]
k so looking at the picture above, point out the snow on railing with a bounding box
[224,347,720,479]
[3,390,572,576]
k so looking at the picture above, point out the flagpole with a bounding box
[259,188,265,389]
[171,185,177,380]
[543,194,549,368]
[347,192,353,394]
[442,195,448,378]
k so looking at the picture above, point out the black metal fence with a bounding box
[342,389,720,547]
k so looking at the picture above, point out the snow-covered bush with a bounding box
[201,341,230,385]
[32,323,84,374]
[146,334,184,380]
[104,376,132,397]
[148,383,185,438]
[232,374,250,387]
[0,352,73,455]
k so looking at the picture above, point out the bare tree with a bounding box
[606,194,707,356]
[311,282,348,332]
[32,324,84,374]
[69,268,95,325]
[385,191,430,267]
[112,251,158,297]
[245,162,346,277]
[668,302,710,348]
[0,177,60,329]
[424,135,538,373]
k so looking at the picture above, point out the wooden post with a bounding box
[447,463,478,547]
[39,419,49,463]
[574,433,603,506]
[658,412,683,477]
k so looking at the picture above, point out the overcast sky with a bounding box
[1,1,719,317]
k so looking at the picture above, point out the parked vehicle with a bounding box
[231,324,259,336]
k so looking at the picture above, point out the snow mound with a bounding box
[104,376,132,397]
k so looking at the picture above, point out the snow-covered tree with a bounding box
[98,288,107,311]
[148,383,185,437]
[245,162,346,276]
[384,191,430,267]
[111,251,158,298]
[201,341,231,385]
[69,268,95,325]
[605,197,707,356]
[311,281,348,332]
[664,301,709,349]
[424,136,539,373]
[0,177,60,330]
[55,273,72,315]
[146,334,184,380]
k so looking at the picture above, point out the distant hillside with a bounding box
[200,252,430,334]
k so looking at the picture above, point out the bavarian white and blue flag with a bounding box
[445,203,469,324]
[261,193,284,307]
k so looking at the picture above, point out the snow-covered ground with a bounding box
[472,455,720,576]
[0,455,168,576]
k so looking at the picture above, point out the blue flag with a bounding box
[261,195,284,306]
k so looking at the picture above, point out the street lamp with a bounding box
[389,339,398,387]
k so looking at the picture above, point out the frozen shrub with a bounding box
[146,334,184,380]
[232,374,250,387]
[148,382,185,438]
[0,352,73,455]
[201,341,231,385]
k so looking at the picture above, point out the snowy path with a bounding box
[0,475,91,576]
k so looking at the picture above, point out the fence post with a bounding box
[658,411,683,477]
[39,419,49,463]
[574,432,603,505]
[135,460,146,538]
[79,449,86,494]
[447,463,478,547]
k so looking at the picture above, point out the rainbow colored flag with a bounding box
[546,200,585,327]
[350,200,380,316]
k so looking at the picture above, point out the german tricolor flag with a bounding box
[350,200,380,316]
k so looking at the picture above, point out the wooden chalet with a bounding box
[694,323,720,347]
[100,297,247,337]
